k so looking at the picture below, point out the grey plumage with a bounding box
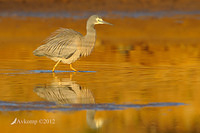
[33,15,112,72]
[34,28,81,58]
[34,78,95,104]
[34,78,103,129]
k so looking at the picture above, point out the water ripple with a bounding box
[0,101,187,111]
[0,69,96,75]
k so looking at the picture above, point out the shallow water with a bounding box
[0,15,200,132]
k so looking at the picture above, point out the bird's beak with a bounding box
[101,20,113,25]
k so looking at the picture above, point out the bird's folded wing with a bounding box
[33,28,83,59]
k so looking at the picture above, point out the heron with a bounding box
[33,15,112,72]
[34,77,104,129]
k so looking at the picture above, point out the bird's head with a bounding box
[88,15,113,26]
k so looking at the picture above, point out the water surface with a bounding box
[0,15,200,132]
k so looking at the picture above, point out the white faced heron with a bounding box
[34,78,103,129]
[33,15,112,72]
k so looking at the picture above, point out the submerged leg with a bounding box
[52,60,61,72]
[70,72,77,80]
[70,64,77,72]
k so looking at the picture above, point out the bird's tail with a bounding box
[33,45,46,57]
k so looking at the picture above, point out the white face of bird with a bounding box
[95,17,104,24]
[95,17,113,25]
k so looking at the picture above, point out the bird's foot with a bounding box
[70,64,77,72]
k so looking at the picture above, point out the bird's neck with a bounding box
[86,24,96,37]
[85,24,96,46]
[81,24,96,57]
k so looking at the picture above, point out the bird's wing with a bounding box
[33,28,83,58]
[34,86,78,104]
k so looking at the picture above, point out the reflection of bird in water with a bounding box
[33,15,112,72]
[34,78,103,129]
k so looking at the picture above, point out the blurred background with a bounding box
[0,0,200,11]
[0,0,200,133]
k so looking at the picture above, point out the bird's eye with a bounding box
[98,18,102,22]
[96,18,103,23]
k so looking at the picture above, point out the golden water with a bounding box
[0,16,200,132]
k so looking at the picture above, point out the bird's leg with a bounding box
[70,72,77,80]
[70,64,77,72]
[52,60,61,72]
[70,73,73,80]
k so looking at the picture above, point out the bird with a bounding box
[33,15,112,72]
[34,77,104,129]
[34,78,95,104]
